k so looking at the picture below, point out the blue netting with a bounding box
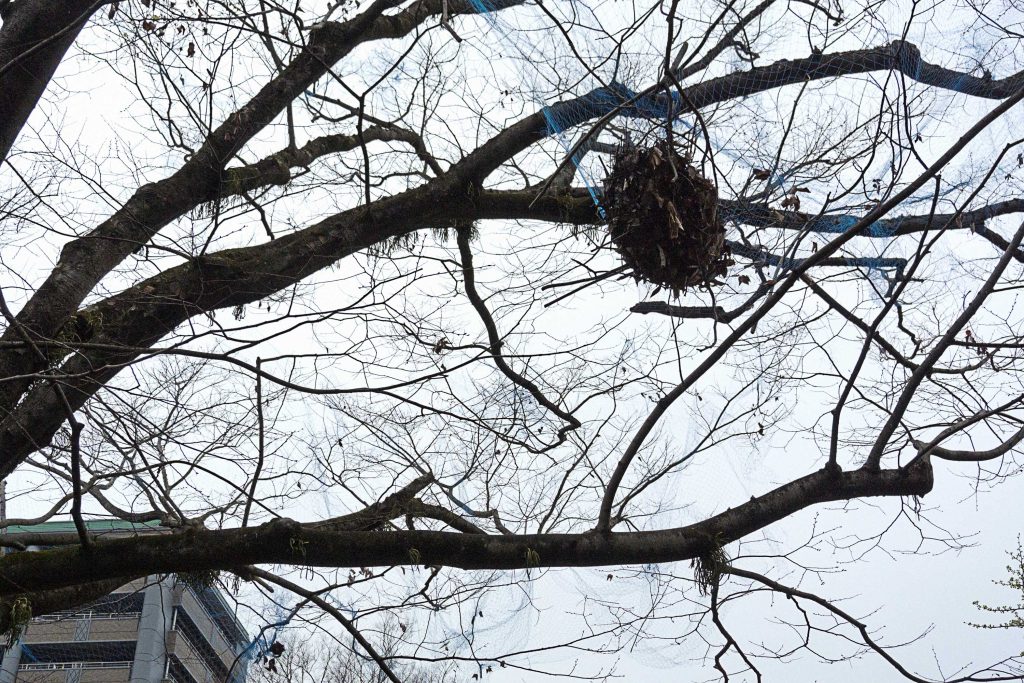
[242,600,298,663]
[461,0,1001,294]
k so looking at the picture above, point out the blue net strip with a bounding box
[463,0,1003,288]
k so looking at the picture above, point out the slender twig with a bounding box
[722,565,1022,683]
[242,358,265,528]
[247,568,404,683]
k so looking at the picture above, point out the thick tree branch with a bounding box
[0,0,110,162]
[0,0,524,416]
[0,461,932,596]
[313,474,433,530]
[480,188,1024,239]
[0,186,1020,477]
[0,577,130,636]
[220,125,444,199]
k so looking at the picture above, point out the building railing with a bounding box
[182,588,247,653]
[32,611,141,622]
[19,661,132,671]
[170,630,216,683]
[191,587,248,650]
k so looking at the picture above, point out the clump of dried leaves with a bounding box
[604,142,730,296]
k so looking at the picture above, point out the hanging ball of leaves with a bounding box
[603,142,731,296]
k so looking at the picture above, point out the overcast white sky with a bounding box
[3,0,1024,680]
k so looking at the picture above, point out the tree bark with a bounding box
[0,461,932,597]
[0,0,106,163]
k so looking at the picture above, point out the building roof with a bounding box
[3,519,251,650]
[3,519,165,535]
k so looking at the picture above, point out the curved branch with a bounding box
[220,125,444,199]
[722,565,1022,683]
[917,427,1024,462]
[244,568,403,683]
[455,225,581,442]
